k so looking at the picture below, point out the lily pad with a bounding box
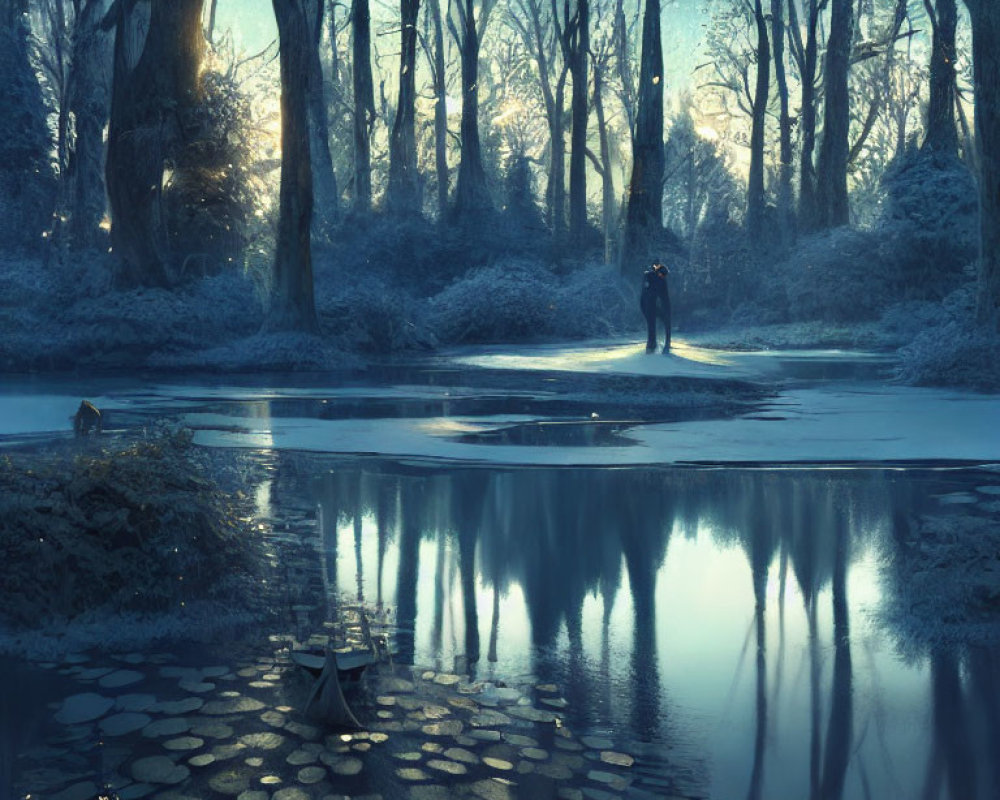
[56,693,114,724]
[189,754,216,767]
[208,769,251,795]
[580,736,614,750]
[422,720,463,736]
[49,781,99,800]
[443,747,478,764]
[163,736,204,751]
[116,694,158,712]
[330,757,363,776]
[236,793,268,800]
[297,766,327,784]
[157,698,204,714]
[599,751,634,767]
[142,718,192,738]
[397,767,430,781]
[100,712,152,736]
[190,722,233,739]
[131,756,190,785]
[470,711,511,728]
[99,670,145,689]
[427,759,467,775]
[508,707,557,724]
[504,734,537,748]
[521,747,549,760]
[483,757,514,771]
[433,673,461,686]
[179,680,215,693]
[238,732,284,750]
[394,752,423,761]
[201,697,265,715]
[286,750,317,765]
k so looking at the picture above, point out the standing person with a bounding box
[640,260,671,353]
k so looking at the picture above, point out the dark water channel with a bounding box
[5,458,1000,800]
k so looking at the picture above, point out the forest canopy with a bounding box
[0,0,998,387]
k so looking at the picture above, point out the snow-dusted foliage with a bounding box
[895,286,1000,391]
[428,259,633,344]
[876,148,978,299]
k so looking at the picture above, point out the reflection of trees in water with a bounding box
[304,460,1000,799]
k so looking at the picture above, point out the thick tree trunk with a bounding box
[568,0,589,246]
[106,0,205,287]
[453,0,493,219]
[746,0,770,241]
[307,0,339,236]
[815,0,853,229]
[269,0,319,332]
[428,0,449,218]
[793,0,820,229]
[388,0,421,214]
[66,0,112,249]
[965,0,1000,326]
[624,0,663,256]
[923,0,959,155]
[351,0,374,213]
[771,0,793,242]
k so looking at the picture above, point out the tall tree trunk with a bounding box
[746,0,770,241]
[307,0,339,236]
[593,61,616,264]
[624,0,663,265]
[771,0,793,242]
[792,0,820,229]
[106,0,205,287]
[388,0,421,214]
[549,76,567,240]
[269,0,319,332]
[964,0,1000,326]
[66,0,112,249]
[568,0,589,246]
[351,0,374,213]
[453,0,493,219]
[923,0,959,155]
[428,0,449,218]
[814,0,853,229]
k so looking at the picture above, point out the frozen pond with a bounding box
[2,341,999,800]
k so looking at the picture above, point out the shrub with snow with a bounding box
[895,284,1000,391]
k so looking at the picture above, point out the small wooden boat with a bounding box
[291,648,376,682]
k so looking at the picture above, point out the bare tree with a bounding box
[508,0,568,237]
[269,0,319,332]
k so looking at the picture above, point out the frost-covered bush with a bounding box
[314,262,430,354]
[877,149,978,300]
[149,330,358,371]
[895,284,1000,391]
[428,259,561,344]
[780,227,889,322]
[548,264,635,338]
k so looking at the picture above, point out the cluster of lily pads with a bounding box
[19,640,657,800]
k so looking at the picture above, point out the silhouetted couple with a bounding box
[640,260,671,354]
